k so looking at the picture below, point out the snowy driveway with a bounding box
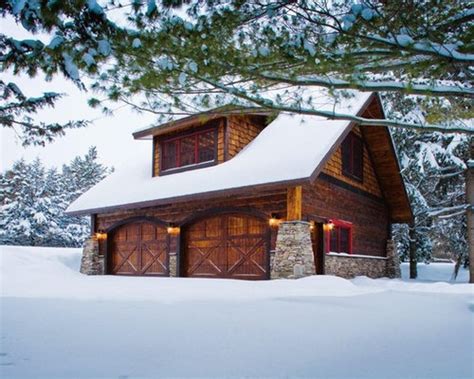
[1,246,473,379]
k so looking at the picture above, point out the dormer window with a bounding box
[160,127,218,173]
[341,132,363,181]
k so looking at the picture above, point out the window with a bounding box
[341,132,363,181]
[160,128,217,172]
[325,220,352,254]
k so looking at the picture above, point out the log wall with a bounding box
[96,188,287,256]
[303,177,390,257]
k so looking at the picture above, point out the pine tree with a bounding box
[385,94,469,278]
[0,147,111,247]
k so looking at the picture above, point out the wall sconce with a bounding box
[309,220,315,231]
[269,214,281,227]
[167,224,180,236]
[323,220,335,232]
[95,230,107,241]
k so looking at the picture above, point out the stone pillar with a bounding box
[80,236,105,275]
[385,239,401,279]
[169,254,177,277]
[271,221,315,279]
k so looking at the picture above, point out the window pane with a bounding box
[162,140,177,170]
[339,227,350,253]
[180,136,196,166]
[329,228,338,252]
[198,131,215,163]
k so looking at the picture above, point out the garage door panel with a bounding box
[109,221,169,276]
[227,216,246,236]
[227,237,266,277]
[184,214,269,280]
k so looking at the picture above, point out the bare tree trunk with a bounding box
[467,136,474,284]
[409,224,417,279]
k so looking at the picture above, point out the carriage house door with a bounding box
[183,213,270,280]
[108,221,169,276]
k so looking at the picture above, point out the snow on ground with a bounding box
[1,245,473,379]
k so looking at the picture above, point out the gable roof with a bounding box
[66,92,413,223]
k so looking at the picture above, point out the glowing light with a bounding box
[323,220,335,232]
[167,226,181,235]
[95,231,107,240]
[269,214,281,227]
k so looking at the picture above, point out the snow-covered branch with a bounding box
[257,73,473,99]
[197,76,474,134]
[428,204,470,218]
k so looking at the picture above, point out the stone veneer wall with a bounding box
[385,239,401,279]
[169,254,177,277]
[324,240,400,279]
[324,254,387,279]
[80,236,105,275]
[271,221,315,279]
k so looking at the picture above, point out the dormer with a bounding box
[133,108,273,177]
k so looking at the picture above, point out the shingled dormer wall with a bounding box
[226,115,266,160]
[152,115,267,177]
[321,125,383,197]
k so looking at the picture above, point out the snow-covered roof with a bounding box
[66,92,373,215]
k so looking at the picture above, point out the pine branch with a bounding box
[197,75,474,134]
[256,73,473,99]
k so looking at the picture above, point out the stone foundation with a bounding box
[169,254,177,277]
[271,221,315,279]
[324,253,387,279]
[324,240,400,279]
[80,236,105,275]
[385,239,401,278]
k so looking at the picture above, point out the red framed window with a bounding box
[160,127,217,172]
[325,220,353,254]
[341,132,363,181]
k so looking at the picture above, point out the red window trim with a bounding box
[325,219,353,254]
[159,125,218,174]
[342,132,364,182]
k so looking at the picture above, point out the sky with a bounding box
[0,14,156,173]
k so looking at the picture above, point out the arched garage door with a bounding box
[183,213,270,280]
[108,221,169,276]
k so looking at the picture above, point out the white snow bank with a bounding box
[1,245,382,301]
[402,261,469,282]
[1,246,471,302]
[1,246,473,379]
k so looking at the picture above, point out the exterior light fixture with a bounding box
[95,230,107,240]
[309,220,315,231]
[167,224,180,236]
[269,214,280,227]
[323,220,335,232]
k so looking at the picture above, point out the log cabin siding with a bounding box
[321,126,383,197]
[302,178,389,257]
[96,188,287,256]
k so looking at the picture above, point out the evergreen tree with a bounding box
[0,147,111,247]
[385,94,469,277]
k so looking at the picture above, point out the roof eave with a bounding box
[65,176,311,217]
[133,106,276,140]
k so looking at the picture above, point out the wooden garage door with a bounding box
[184,214,269,280]
[109,221,169,276]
